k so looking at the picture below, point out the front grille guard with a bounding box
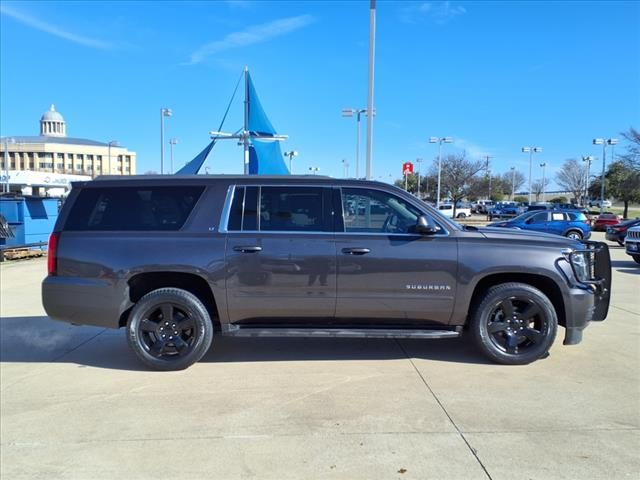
[567,241,611,321]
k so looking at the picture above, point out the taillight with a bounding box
[47,232,59,276]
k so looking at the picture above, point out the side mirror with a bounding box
[416,215,438,235]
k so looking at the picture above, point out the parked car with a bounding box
[605,219,640,246]
[592,213,620,232]
[471,199,494,214]
[438,203,471,218]
[589,199,613,208]
[42,176,611,370]
[488,210,591,240]
[488,202,525,220]
[624,225,640,264]
[526,202,553,212]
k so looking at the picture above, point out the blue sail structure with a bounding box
[246,72,289,174]
[175,140,215,175]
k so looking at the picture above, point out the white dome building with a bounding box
[1,105,137,193]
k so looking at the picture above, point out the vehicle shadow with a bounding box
[611,260,640,274]
[0,315,493,371]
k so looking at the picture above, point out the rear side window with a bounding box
[227,186,331,232]
[65,186,204,231]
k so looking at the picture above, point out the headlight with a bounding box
[571,251,590,282]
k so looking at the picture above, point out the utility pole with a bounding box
[365,0,376,180]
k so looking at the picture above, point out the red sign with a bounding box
[402,162,414,175]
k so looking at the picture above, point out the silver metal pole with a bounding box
[170,141,174,174]
[365,0,376,180]
[511,168,515,200]
[600,143,606,214]
[541,163,546,202]
[437,141,442,207]
[585,158,591,206]
[160,109,165,175]
[244,66,250,175]
[528,150,533,205]
[356,111,361,178]
[108,143,111,175]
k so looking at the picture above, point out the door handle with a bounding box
[342,247,371,255]
[233,245,263,253]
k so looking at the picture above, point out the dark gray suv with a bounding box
[42,176,611,370]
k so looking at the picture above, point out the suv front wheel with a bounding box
[471,283,557,365]
[126,288,214,371]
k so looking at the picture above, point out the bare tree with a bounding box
[428,152,484,217]
[531,178,550,202]
[501,170,526,198]
[556,158,588,205]
[619,127,640,171]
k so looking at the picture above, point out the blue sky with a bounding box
[1,0,639,190]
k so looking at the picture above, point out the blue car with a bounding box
[488,210,591,240]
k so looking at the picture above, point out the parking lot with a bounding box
[1,232,638,480]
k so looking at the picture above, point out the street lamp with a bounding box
[308,166,320,176]
[522,146,543,205]
[539,162,547,202]
[416,157,423,198]
[283,150,298,174]
[160,107,172,174]
[107,140,118,176]
[510,167,516,200]
[3,137,15,193]
[581,155,594,206]
[341,159,350,178]
[429,136,453,207]
[169,138,178,174]
[483,155,494,200]
[592,138,618,214]
[342,107,375,179]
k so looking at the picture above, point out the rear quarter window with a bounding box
[64,186,205,231]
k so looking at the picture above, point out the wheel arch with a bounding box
[466,272,566,328]
[119,272,221,329]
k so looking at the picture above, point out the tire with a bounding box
[471,282,558,365]
[633,255,640,265]
[565,230,583,240]
[126,288,214,371]
[457,213,467,219]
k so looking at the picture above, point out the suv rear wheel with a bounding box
[565,230,583,240]
[471,283,557,365]
[126,288,214,371]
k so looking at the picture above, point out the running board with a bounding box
[223,327,461,340]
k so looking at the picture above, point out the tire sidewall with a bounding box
[126,288,213,371]
[472,283,558,365]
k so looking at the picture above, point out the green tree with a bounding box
[605,161,640,219]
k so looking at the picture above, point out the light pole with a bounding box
[341,159,349,178]
[169,138,178,174]
[416,157,423,198]
[592,138,618,214]
[308,166,320,176]
[539,162,547,202]
[342,108,375,178]
[483,155,494,200]
[3,137,15,193]
[283,150,299,174]
[581,155,594,206]
[522,146,543,205]
[510,167,516,200]
[160,107,172,174]
[107,140,118,176]
[429,136,453,207]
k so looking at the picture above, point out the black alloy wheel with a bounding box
[127,288,213,371]
[471,283,557,365]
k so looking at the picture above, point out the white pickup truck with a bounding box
[438,203,472,219]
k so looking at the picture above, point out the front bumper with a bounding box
[625,241,639,255]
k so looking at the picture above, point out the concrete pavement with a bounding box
[1,232,639,479]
